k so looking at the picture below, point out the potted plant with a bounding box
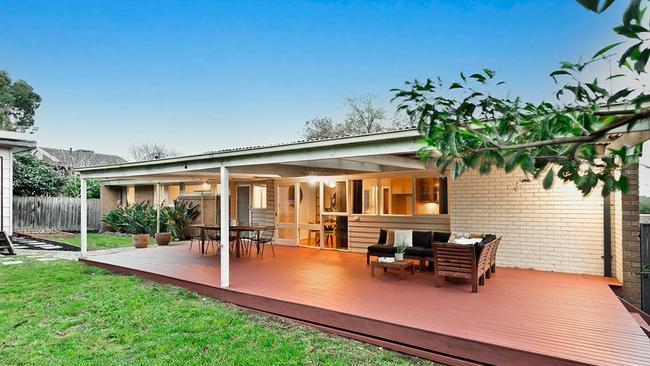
[160,199,201,241]
[103,202,156,248]
[155,232,172,246]
[395,243,407,261]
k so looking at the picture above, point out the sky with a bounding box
[0,1,635,160]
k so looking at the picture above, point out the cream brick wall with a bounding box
[612,190,623,281]
[449,168,604,275]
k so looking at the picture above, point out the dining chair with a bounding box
[258,226,276,259]
[189,226,203,253]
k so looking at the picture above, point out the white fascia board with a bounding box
[79,132,423,179]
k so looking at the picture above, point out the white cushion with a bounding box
[393,230,413,247]
[450,237,482,245]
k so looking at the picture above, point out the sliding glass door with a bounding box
[298,182,320,247]
[276,183,297,245]
[276,179,349,250]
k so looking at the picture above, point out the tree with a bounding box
[13,153,66,196]
[61,175,101,199]
[301,95,414,140]
[393,0,650,196]
[129,143,179,161]
[301,116,339,140]
[0,70,41,133]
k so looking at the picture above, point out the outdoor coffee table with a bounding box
[371,259,416,280]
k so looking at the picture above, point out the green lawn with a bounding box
[48,233,154,251]
[0,258,436,366]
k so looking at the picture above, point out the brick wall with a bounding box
[621,163,641,307]
[612,190,624,282]
[100,185,122,231]
[449,168,604,275]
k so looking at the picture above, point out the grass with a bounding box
[48,233,154,251]
[0,258,437,366]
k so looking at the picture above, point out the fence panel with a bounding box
[13,196,101,232]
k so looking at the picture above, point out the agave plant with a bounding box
[103,201,157,235]
[160,199,201,239]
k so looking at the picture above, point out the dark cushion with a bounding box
[433,232,451,243]
[412,231,433,248]
[475,234,497,259]
[367,244,396,254]
[405,246,433,257]
[377,229,388,245]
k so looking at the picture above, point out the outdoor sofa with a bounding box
[366,229,499,273]
[366,229,451,270]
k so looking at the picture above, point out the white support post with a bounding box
[155,183,161,234]
[220,166,230,288]
[80,177,88,257]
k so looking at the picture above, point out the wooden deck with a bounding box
[81,244,650,366]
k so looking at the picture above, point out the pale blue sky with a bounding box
[1,0,624,159]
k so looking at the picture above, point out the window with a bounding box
[361,179,378,214]
[415,177,448,214]
[323,180,347,213]
[126,186,135,205]
[380,177,413,215]
[252,185,267,208]
[162,185,180,205]
[180,182,220,196]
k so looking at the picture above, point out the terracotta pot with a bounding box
[395,253,404,261]
[132,234,150,248]
[155,232,172,246]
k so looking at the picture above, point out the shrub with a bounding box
[13,153,66,196]
[103,202,157,235]
[103,199,200,239]
[161,200,201,239]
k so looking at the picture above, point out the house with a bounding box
[0,131,37,236]
[32,146,126,173]
[76,127,650,365]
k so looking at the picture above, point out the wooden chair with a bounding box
[489,237,501,274]
[433,240,496,293]
[433,243,478,292]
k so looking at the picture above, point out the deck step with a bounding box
[0,232,15,255]
[631,313,650,337]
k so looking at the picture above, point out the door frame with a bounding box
[274,177,350,251]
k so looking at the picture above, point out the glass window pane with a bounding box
[415,177,445,215]
[362,179,377,215]
[323,215,348,250]
[380,177,413,215]
[323,180,346,213]
[126,186,135,204]
[252,185,267,208]
[278,228,296,241]
[298,182,320,225]
[277,185,296,224]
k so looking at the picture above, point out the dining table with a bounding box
[190,224,267,258]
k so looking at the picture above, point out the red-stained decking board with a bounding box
[81,244,650,366]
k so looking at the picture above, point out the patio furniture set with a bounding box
[367,229,501,292]
[189,224,276,259]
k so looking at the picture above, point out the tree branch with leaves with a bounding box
[393,0,650,196]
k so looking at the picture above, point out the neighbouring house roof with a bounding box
[37,147,127,170]
[0,131,37,151]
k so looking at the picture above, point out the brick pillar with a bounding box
[621,163,642,307]
[100,185,121,231]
